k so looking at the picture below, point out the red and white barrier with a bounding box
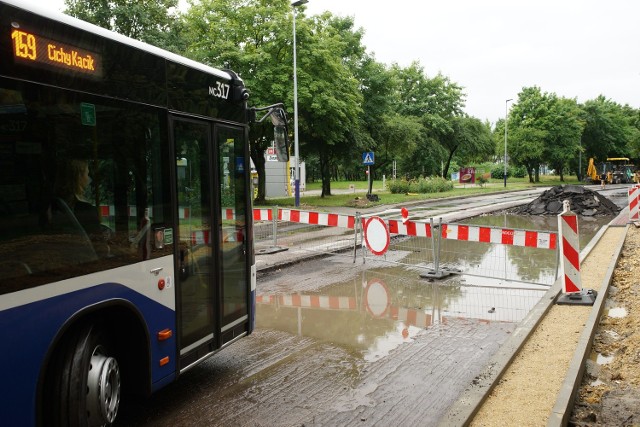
[441,224,557,250]
[279,209,355,229]
[253,208,273,221]
[558,200,582,293]
[191,229,211,246]
[386,219,433,237]
[222,208,235,220]
[628,186,639,221]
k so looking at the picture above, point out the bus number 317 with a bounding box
[209,81,230,99]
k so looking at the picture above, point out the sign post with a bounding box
[363,151,375,198]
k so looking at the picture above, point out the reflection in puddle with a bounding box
[256,268,545,362]
[607,307,627,318]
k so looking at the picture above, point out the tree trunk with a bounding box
[319,152,331,197]
[443,149,456,179]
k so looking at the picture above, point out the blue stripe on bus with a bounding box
[0,282,176,425]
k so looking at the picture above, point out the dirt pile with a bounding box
[511,185,620,216]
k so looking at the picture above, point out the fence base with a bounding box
[419,267,460,280]
[257,246,289,255]
[556,289,597,306]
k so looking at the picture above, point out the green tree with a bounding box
[388,62,466,178]
[63,0,183,50]
[507,87,583,182]
[543,97,583,181]
[182,0,293,202]
[622,105,640,158]
[296,13,365,197]
[581,96,635,162]
[440,115,494,177]
[506,87,548,182]
[183,2,366,199]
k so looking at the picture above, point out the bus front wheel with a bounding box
[47,324,121,426]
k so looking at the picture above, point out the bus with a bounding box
[0,1,284,424]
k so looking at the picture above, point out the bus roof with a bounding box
[4,0,234,82]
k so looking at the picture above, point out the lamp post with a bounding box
[504,98,513,188]
[292,0,308,207]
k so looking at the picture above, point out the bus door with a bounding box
[172,118,250,370]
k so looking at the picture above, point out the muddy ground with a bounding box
[570,226,640,426]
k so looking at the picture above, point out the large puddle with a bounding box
[257,267,542,361]
[256,214,613,361]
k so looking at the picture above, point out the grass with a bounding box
[255,175,581,209]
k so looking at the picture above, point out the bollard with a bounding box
[556,200,596,305]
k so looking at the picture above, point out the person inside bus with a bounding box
[53,159,109,256]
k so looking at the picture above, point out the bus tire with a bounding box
[48,324,121,426]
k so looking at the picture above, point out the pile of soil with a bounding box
[511,185,620,216]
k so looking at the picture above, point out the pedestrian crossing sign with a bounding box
[362,151,375,165]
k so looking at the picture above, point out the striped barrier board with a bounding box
[191,229,211,246]
[558,203,582,294]
[386,219,432,237]
[253,208,273,221]
[629,186,639,221]
[222,208,235,220]
[441,224,557,250]
[279,209,355,229]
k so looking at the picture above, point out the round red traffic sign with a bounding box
[364,216,390,256]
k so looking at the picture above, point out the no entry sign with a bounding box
[363,216,390,256]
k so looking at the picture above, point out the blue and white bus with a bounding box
[0,1,271,424]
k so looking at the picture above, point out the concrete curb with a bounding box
[547,224,628,426]
[438,219,626,427]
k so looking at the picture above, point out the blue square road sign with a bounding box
[363,151,375,165]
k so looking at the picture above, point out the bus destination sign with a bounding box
[11,27,103,77]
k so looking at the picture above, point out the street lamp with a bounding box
[292,0,308,207]
[504,98,513,188]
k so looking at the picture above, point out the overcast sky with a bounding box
[304,0,640,123]
[43,0,639,123]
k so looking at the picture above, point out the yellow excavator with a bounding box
[587,157,639,184]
